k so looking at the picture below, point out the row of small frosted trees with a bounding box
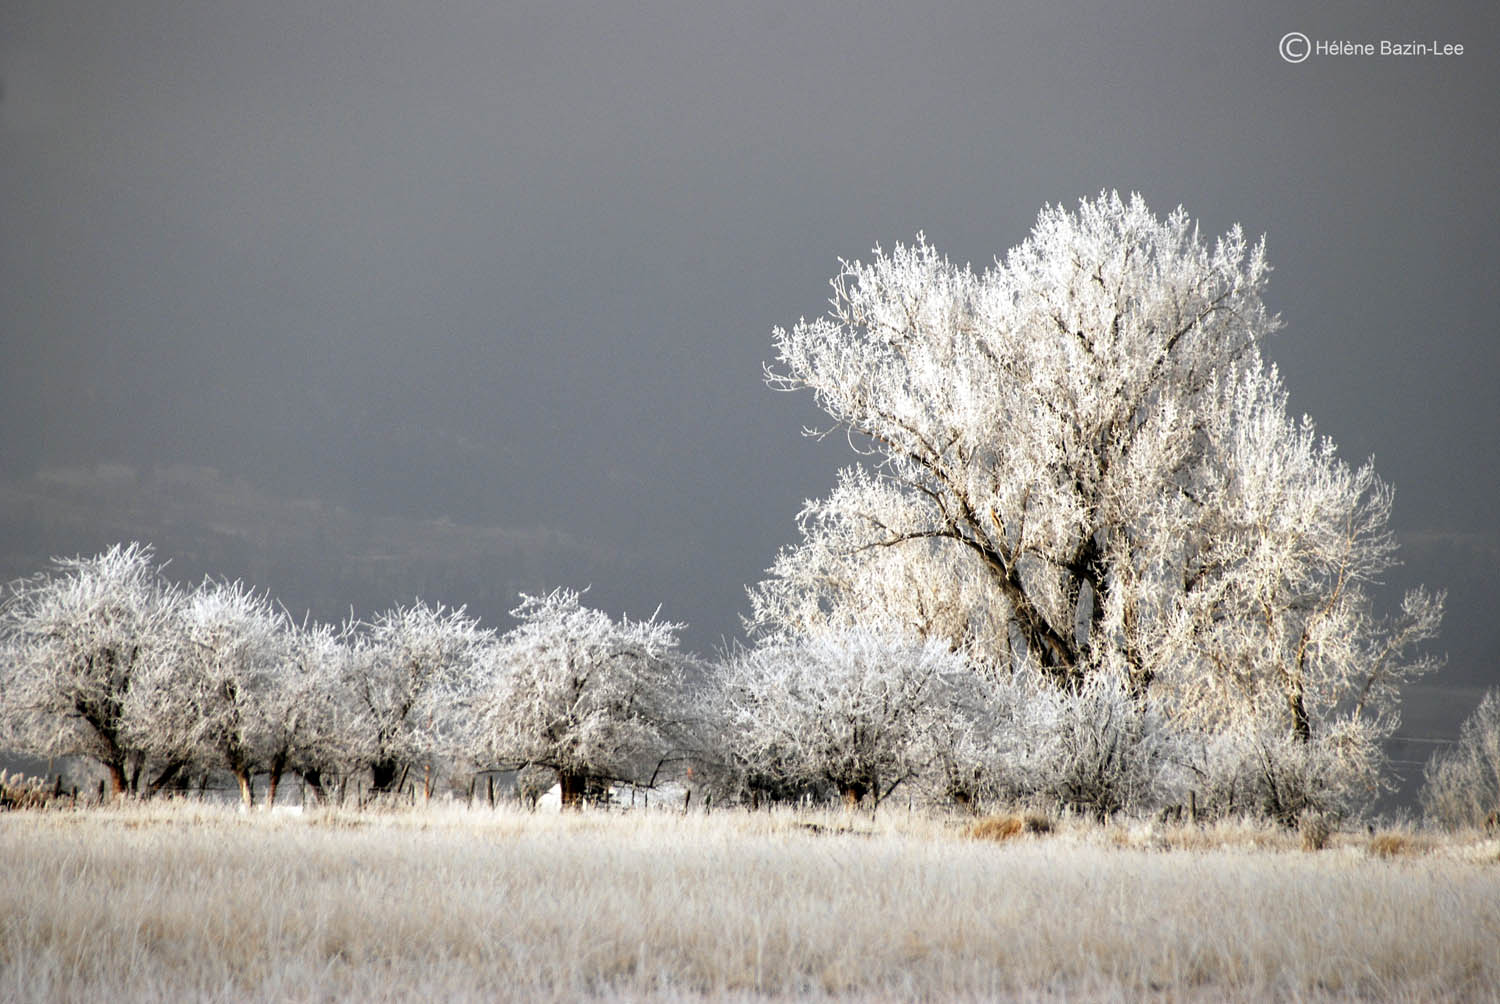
[0,544,688,809]
[5,541,1473,823]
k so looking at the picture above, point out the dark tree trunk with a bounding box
[558,770,588,809]
[264,750,291,807]
[146,759,188,797]
[106,759,129,797]
[301,769,327,804]
[370,760,400,794]
[234,768,255,808]
[1289,686,1311,744]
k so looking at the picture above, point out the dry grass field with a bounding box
[2,801,1498,1002]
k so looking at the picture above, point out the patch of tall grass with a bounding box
[2,802,1497,1002]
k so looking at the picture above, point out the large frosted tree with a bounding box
[754,192,1440,758]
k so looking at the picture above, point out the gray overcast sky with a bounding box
[2,1,1497,768]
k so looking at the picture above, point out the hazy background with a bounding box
[3,0,1496,796]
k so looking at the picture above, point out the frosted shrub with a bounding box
[1421,689,1500,829]
[919,666,1051,809]
[940,669,1178,817]
[1189,717,1383,826]
[1039,675,1178,818]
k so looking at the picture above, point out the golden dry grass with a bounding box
[1365,829,1442,860]
[963,812,1052,842]
[2,802,1498,1002]
[1368,833,1411,859]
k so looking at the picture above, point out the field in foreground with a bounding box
[2,803,1498,1002]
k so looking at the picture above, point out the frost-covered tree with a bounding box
[1421,689,1500,830]
[344,601,491,794]
[468,589,689,807]
[715,628,973,809]
[261,620,354,805]
[126,579,288,806]
[0,543,182,795]
[756,193,1442,795]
